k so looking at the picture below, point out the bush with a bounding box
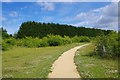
[16,37,46,48]
[2,41,11,51]
[79,36,90,42]
[39,37,49,47]
[72,36,80,42]
[72,36,90,43]
[95,35,107,57]
[2,38,16,51]
[95,31,119,58]
[2,34,91,51]
[33,38,43,47]
[5,38,16,46]
[16,39,24,46]
[46,34,63,46]
[63,36,72,45]
[23,37,36,47]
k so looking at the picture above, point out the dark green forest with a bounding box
[17,21,111,38]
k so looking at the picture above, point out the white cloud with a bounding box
[74,2,118,31]
[96,2,118,17]
[111,0,120,2]
[2,0,12,2]
[76,12,99,21]
[36,0,119,2]
[1,0,119,2]
[37,2,55,11]
[9,11,18,17]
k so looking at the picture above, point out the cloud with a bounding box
[74,2,118,31]
[1,0,12,2]
[37,2,55,11]
[112,0,120,2]
[9,11,18,17]
[36,0,119,2]
[95,2,118,17]
[1,0,119,2]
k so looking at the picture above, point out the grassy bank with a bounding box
[74,43,118,78]
[2,43,84,78]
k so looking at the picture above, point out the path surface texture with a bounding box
[48,44,89,78]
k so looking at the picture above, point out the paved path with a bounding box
[48,44,89,78]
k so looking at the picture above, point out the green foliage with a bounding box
[0,27,10,39]
[63,36,72,44]
[46,34,63,46]
[22,37,35,47]
[72,36,80,42]
[16,21,111,38]
[2,34,91,51]
[2,38,17,51]
[72,36,90,43]
[16,37,44,47]
[79,36,90,42]
[2,41,9,51]
[95,31,119,58]
[5,38,16,46]
[39,37,49,47]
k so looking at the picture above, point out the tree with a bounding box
[16,21,112,38]
[0,27,10,39]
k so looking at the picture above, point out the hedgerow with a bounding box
[72,36,90,43]
[2,34,90,51]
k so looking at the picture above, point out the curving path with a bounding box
[48,44,89,78]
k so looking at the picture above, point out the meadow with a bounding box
[2,43,84,78]
[1,21,119,78]
[74,43,118,78]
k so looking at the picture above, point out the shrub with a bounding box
[95,35,107,57]
[95,31,119,58]
[5,38,16,46]
[2,41,11,51]
[33,38,43,47]
[63,36,72,45]
[39,37,49,47]
[46,34,63,46]
[2,34,91,51]
[72,36,80,42]
[79,36,90,42]
[72,36,90,43]
[2,38,16,51]
[16,39,24,46]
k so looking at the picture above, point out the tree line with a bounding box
[16,21,111,38]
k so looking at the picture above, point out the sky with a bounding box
[1,0,119,34]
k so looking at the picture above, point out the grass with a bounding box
[0,51,2,79]
[74,43,118,78]
[2,43,84,78]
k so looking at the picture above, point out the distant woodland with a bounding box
[16,21,111,38]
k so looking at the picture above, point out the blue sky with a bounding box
[1,2,118,34]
